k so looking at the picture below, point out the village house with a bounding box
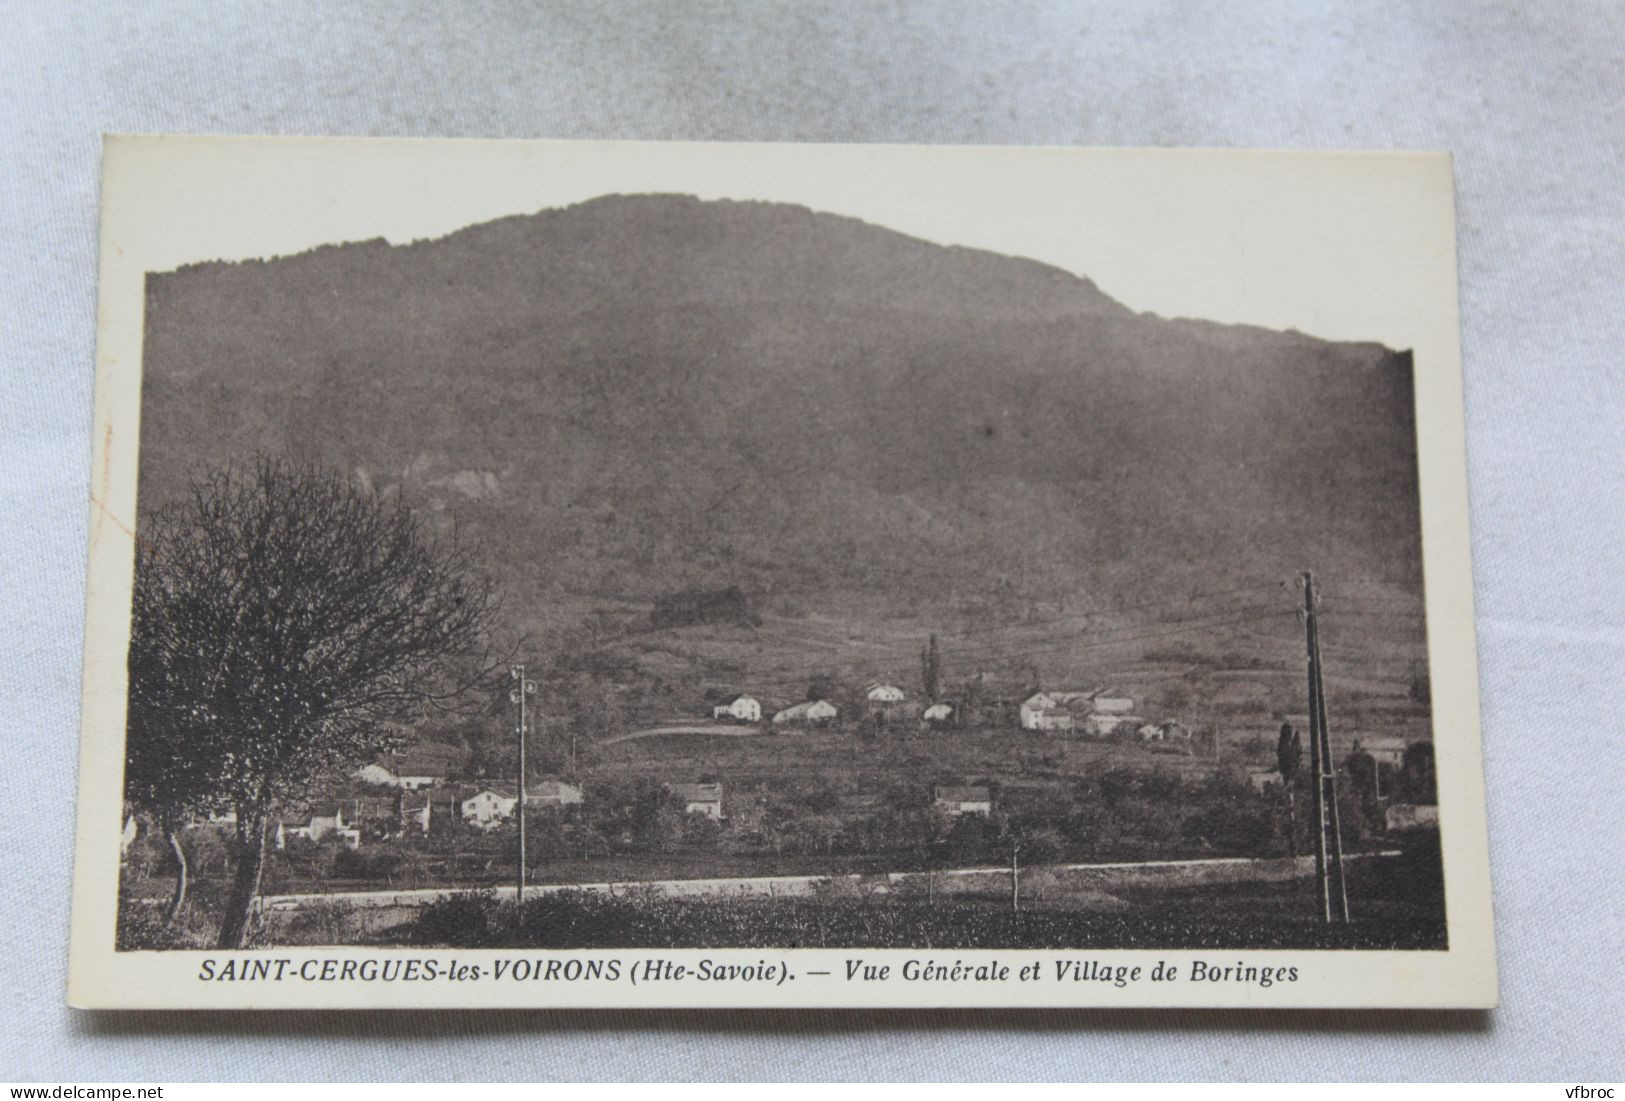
[933,784,993,817]
[392,766,446,790]
[772,698,840,726]
[1247,767,1282,794]
[354,743,463,790]
[921,702,955,725]
[275,804,361,850]
[864,682,907,705]
[1384,803,1440,831]
[711,693,762,722]
[667,782,725,820]
[1084,692,1140,736]
[353,763,399,787]
[1139,719,1193,742]
[1049,690,1095,707]
[461,787,519,829]
[1018,691,1055,728]
[1020,689,1100,731]
[524,778,585,808]
[1352,736,1409,769]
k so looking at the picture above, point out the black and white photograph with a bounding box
[68,137,1493,1009]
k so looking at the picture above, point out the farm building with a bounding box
[933,785,993,817]
[772,699,840,726]
[668,783,725,820]
[712,693,762,722]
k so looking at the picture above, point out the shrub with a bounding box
[410,890,500,945]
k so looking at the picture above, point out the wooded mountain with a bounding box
[138,194,1423,643]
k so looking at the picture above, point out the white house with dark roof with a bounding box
[772,699,840,726]
[461,787,519,829]
[1019,691,1058,729]
[1247,768,1282,793]
[667,782,725,820]
[712,693,762,722]
[864,682,907,704]
[933,785,993,817]
[275,804,361,850]
[524,778,585,808]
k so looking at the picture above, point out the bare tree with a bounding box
[126,457,498,947]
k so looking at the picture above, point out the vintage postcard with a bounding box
[69,136,1495,1009]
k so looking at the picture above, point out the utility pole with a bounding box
[510,664,537,903]
[1300,572,1350,923]
[1010,837,1021,913]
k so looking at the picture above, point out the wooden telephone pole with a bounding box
[1301,572,1350,923]
[510,664,537,903]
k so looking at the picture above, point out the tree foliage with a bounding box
[125,456,498,945]
[920,634,942,703]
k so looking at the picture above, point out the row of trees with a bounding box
[124,458,498,946]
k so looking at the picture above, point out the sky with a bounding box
[103,136,1457,353]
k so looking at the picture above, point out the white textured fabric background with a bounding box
[3,0,1622,1082]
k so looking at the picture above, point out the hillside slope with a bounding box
[138,194,1424,649]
